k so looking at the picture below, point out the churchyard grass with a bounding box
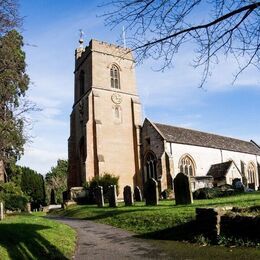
[48,192,260,259]
[50,192,260,235]
[0,212,76,260]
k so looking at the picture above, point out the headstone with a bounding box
[108,185,118,207]
[0,202,4,220]
[134,186,142,202]
[123,185,134,206]
[95,186,104,207]
[144,178,159,206]
[26,203,31,213]
[173,172,193,205]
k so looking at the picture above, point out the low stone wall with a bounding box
[221,214,260,240]
[195,206,260,242]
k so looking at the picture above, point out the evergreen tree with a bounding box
[20,166,45,208]
[0,30,30,164]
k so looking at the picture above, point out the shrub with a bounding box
[2,194,28,211]
[193,185,237,200]
[0,182,28,211]
[89,173,119,201]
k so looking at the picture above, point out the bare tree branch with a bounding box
[101,0,260,87]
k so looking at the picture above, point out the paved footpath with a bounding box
[51,217,170,260]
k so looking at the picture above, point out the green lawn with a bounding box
[49,192,260,258]
[50,192,260,235]
[0,212,76,260]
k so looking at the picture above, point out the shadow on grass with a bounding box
[0,223,69,260]
[135,220,199,242]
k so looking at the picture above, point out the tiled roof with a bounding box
[207,161,233,179]
[154,122,260,155]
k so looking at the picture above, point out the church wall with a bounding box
[168,142,259,188]
[90,87,140,197]
[141,120,167,191]
[222,150,259,188]
[169,142,221,177]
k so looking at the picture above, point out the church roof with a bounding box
[207,161,233,179]
[154,122,260,155]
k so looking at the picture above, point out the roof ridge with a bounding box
[153,122,252,145]
[153,121,260,156]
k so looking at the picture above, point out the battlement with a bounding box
[75,39,134,67]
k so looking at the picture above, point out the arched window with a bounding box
[145,152,157,180]
[179,155,195,176]
[110,65,120,89]
[79,70,85,96]
[247,162,256,188]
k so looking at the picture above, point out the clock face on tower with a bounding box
[111,93,122,104]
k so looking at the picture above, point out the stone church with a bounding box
[68,39,260,197]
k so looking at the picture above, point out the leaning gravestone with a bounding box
[0,202,4,221]
[95,186,104,207]
[144,178,159,206]
[134,186,142,202]
[174,172,193,205]
[108,185,118,207]
[123,186,134,206]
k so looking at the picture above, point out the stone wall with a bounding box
[221,213,260,240]
[196,206,260,242]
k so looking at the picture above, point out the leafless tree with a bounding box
[102,0,260,87]
[0,0,20,36]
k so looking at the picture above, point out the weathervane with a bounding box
[79,29,84,47]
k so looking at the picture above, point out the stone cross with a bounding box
[173,172,193,205]
[0,202,4,221]
[108,185,118,207]
[144,178,159,206]
[95,186,104,207]
[134,186,142,202]
[123,185,134,206]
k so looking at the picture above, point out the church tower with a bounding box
[68,39,142,197]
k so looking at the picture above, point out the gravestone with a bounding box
[123,185,134,206]
[108,185,118,207]
[134,186,142,202]
[0,202,4,221]
[95,186,104,207]
[144,178,159,206]
[173,172,193,205]
[26,203,31,213]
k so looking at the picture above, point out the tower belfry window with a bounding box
[110,65,120,89]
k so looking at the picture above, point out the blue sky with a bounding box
[18,0,260,174]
